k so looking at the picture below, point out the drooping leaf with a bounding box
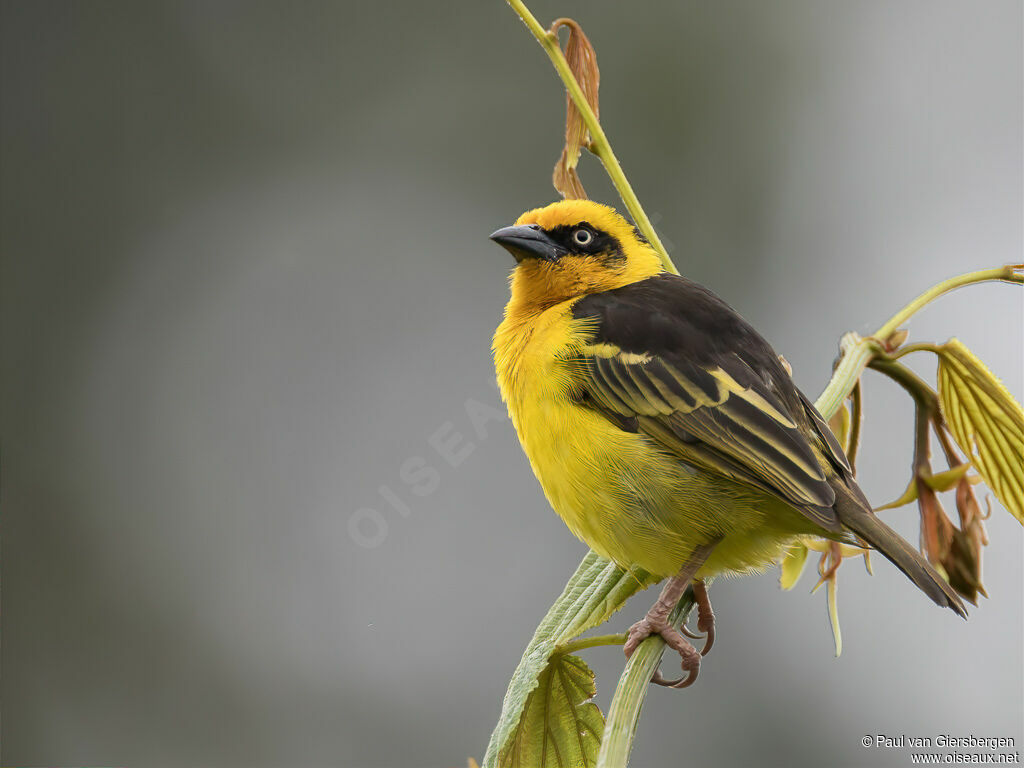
[805,539,870,560]
[779,542,809,591]
[921,462,972,493]
[802,541,864,655]
[826,576,842,657]
[550,18,599,200]
[936,339,1024,522]
[827,400,851,452]
[947,475,988,602]
[498,653,604,768]
[482,553,654,768]
[875,477,919,511]
[917,477,954,574]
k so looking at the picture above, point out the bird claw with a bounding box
[679,624,702,640]
[678,617,714,655]
[697,623,715,656]
[624,615,702,689]
[671,581,717,655]
[692,579,716,657]
[651,666,699,689]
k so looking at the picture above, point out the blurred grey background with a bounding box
[2,1,1021,767]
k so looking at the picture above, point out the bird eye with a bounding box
[573,229,593,246]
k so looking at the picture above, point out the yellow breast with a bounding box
[493,296,804,579]
[494,301,606,541]
[493,299,691,571]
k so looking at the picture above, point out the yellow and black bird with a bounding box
[490,199,965,687]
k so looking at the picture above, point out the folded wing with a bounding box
[570,274,849,532]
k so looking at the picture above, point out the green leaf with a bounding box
[482,553,655,768]
[499,653,604,768]
[779,543,809,591]
[874,477,919,511]
[936,339,1024,522]
[922,462,972,493]
[827,401,851,452]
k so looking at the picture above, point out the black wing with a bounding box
[570,273,850,532]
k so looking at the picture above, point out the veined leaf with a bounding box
[482,553,654,768]
[936,339,1024,522]
[498,653,604,768]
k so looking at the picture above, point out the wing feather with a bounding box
[571,275,843,531]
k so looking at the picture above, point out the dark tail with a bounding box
[834,483,967,618]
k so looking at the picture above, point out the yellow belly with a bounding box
[494,299,816,579]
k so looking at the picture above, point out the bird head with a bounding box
[490,200,663,309]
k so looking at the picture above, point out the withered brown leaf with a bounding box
[550,18,599,200]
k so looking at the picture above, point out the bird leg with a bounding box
[623,542,717,689]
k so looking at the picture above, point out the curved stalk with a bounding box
[555,633,628,655]
[869,357,942,411]
[874,265,1022,340]
[505,0,677,274]
[815,333,881,423]
[598,593,695,765]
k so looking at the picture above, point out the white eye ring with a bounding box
[573,228,593,246]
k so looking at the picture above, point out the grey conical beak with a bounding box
[489,224,566,263]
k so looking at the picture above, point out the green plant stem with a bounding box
[505,0,677,274]
[874,265,1023,340]
[811,265,1020,422]
[889,342,944,358]
[870,357,941,412]
[597,592,695,766]
[556,633,628,655]
[815,332,881,423]
[481,554,653,768]
[869,356,964,469]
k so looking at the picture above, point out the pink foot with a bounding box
[623,614,702,689]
